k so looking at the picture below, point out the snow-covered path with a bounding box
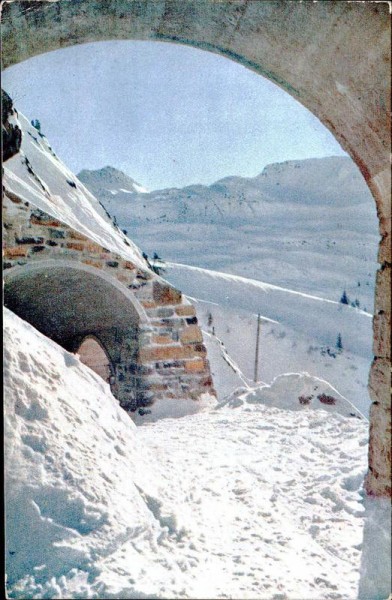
[134,405,368,600]
[5,308,370,599]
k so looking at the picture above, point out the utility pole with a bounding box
[254,313,261,383]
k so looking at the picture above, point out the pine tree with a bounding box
[336,333,343,351]
[340,290,349,305]
[31,119,41,132]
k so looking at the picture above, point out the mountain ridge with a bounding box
[77,156,378,309]
[78,155,366,206]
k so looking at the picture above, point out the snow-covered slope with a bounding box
[5,307,371,599]
[2,114,148,271]
[166,262,373,416]
[220,372,364,419]
[77,166,149,201]
[78,157,379,308]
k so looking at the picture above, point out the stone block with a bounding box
[6,191,22,204]
[49,229,66,239]
[106,260,119,268]
[378,228,391,264]
[157,308,174,318]
[124,261,136,270]
[16,236,44,244]
[374,266,391,314]
[82,259,103,269]
[151,318,184,329]
[116,273,132,283]
[184,358,206,373]
[66,241,85,251]
[373,311,391,359]
[180,325,203,344]
[3,246,28,258]
[30,214,62,227]
[140,345,194,363]
[366,400,391,497]
[368,357,391,406]
[84,240,104,253]
[68,230,88,241]
[175,305,196,317]
[141,300,157,309]
[152,335,173,345]
[153,281,182,305]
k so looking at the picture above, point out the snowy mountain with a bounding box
[78,158,379,309]
[77,166,149,202]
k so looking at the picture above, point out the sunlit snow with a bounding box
[3,107,390,600]
[5,308,371,599]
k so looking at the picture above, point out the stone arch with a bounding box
[1,0,390,496]
[3,259,150,409]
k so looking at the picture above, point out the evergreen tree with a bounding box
[340,290,349,305]
[336,333,343,351]
[31,119,41,132]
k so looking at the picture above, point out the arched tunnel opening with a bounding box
[3,262,148,411]
[76,336,113,385]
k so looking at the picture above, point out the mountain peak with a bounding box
[77,166,149,196]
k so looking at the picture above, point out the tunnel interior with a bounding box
[77,336,113,383]
[4,265,141,395]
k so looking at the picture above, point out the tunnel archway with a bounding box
[3,260,148,409]
[76,335,113,384]
[1,0,390,496]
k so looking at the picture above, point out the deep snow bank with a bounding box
[221,372,366,419]
[5,308,373,599]
[4,308,181,599]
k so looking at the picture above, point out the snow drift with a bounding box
[222,372,365,419]
[4,308,181,599]
[5,307,372,599]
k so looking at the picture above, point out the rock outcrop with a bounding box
[2,89,22,162]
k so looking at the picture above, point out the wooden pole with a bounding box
[254,313,261,383]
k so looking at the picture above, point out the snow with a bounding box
[166,262,374,416]
[3,113,148,272]
[221,372,366,420]
[4,308,171,597]
[4,106,390,600]
[84,158,379,312]
[6,307,386,599]
[131,184,149,194]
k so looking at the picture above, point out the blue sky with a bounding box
[2,40,347,191]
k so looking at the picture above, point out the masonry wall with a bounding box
[2,189,216,413]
